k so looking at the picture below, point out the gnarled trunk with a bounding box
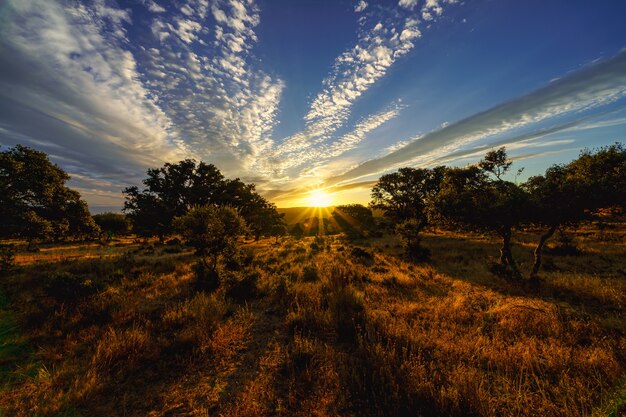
[499,228,521,279]
[530,224,558,278]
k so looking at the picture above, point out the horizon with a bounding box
[1,0,626,210]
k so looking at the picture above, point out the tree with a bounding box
[567,143,626,208]
[370,167,446,225]
[331,204,375,239]
[173,205,247,275]
[432,149,528,278]
[370,166,445,255]
[93,212,131,241]
[269,222,288,244]
[523,165,584,277]
[523,143,626,277]
[124,160,282,241]
[395,219,430,261]
[0,145,99,245]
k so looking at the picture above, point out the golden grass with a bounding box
[0,224,624,416]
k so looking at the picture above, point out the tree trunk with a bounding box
[500,229,521,279]
[530,224,558,278]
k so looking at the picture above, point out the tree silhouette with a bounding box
[524,143,626,277]
[174,205,247,284]
[433,149,527,278]
[124,160,281,241]
[93,212,131,241]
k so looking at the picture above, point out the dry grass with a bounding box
[0,223,624,416]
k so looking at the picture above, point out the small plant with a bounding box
[302,265,319,282]
[350,247,374,266]
[192,262,219,292]
[44,272,100,304]
[165,237,182,246]
[224,270,259,302]
[395,219,431,262]
[174,205,247,289]
[548,231,582,256]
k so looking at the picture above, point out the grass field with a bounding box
[0,221,625,416]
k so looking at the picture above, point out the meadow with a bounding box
[1,219,624,416]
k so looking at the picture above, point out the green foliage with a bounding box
[192,262,220,292]
[478,146,512,180]
[174,205,247,274]
[0,145,99,243]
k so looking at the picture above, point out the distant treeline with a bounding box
[0,145,286,247]
[1,142,624,281]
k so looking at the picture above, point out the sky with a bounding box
[1,0,626,211]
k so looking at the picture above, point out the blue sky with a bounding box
[1,0,625,209]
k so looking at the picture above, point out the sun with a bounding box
[308,190,332,207]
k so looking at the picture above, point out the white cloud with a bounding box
[398,0,418,9]
[324,51,626,186]
[145,0,166,13]
[355,0,368,12]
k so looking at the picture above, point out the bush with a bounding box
[0,244,15,275]
[302,265,319,282]
[165,237,182,246]
[224,270,259,302]
[45,272,100,304]
[92,326,150,375]
[328,286,364,343]
[547,232,582,256]
[192,262,219,292]
[350,247,374,266]
[405,242,431,262]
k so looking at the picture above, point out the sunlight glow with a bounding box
[308,190,332,207]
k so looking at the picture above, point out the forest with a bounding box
[0,143,625,416]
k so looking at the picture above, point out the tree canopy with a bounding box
[432,149,528,278]
[0,145,99,245]
[123,159,283,240]
[370,167,446,226]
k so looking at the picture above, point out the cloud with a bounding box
[0,0,287,209]
[324,50,626,186]
[268,1,458,175]
[355,1,368,13]
[398,0,418,9]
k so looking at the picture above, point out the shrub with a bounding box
[192,262,220,292]
[328,286,364,343]
[350,247,375,266]
[0,244,16,275]
[301,265,319,282]
[547,231,583,256]
[165,237,182,246]
[92,326,150,375]
[45,272,100,304]
[405,241,431,262]
[224,270,259,302]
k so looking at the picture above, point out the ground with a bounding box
[0,221,625,416]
